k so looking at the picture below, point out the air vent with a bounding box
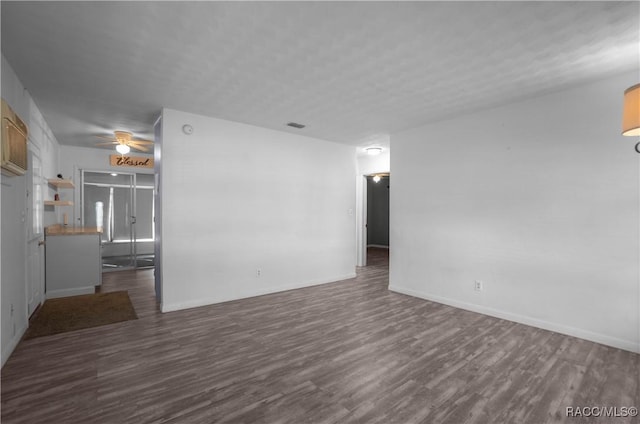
[286,122,306,129]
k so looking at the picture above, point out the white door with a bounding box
[26,148,45,316]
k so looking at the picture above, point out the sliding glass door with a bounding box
[82,171,155,271]
[82,171,136,271]
[134,174,155,268]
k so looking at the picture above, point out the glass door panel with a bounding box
[82,171,135,271]
[134,173,155,268]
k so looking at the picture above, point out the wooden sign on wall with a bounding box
[109,154,154,169]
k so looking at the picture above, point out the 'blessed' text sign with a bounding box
[109,155,154,169]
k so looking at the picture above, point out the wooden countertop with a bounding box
[46,225,102,236]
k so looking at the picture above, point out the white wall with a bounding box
[390,71,640,353]
[1,55,60,366]
[160,109,356,312]
[1,169,27,367]
[357,149,390,177]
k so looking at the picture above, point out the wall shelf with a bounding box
[44,200,73,206]
[48,178,75,189]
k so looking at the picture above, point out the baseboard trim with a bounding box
[1,322,27,368]
[46,287,95,299]
[389,285,639,354]
[162,273,357,313]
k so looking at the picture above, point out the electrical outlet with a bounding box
[256,268,261,277]
[474,280,483,291]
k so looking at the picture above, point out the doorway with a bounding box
[365,173,390,267]
[81,171,155,271]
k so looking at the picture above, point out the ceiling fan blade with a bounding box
[131,139,154,145]
[128,143,151,152]
[95,141,118,146]
[95,135,117,141]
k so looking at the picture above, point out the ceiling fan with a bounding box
[96,130,153,154]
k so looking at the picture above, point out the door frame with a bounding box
[356,175,368,267]
[153,116,163,304]
[26,145,45,316]
[81,169,137,271]
[356,171,391,267]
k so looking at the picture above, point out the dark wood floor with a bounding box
[2,248,638,424]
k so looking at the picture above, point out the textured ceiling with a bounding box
[1,1,638,149]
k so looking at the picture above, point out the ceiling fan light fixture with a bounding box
[95,130,153,152]
[365,147,383,156]
[115,144,130,154]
